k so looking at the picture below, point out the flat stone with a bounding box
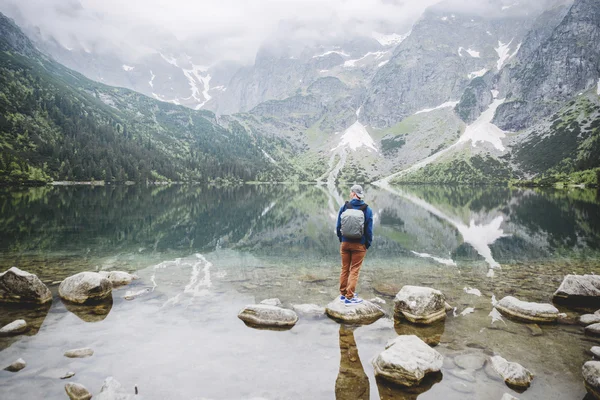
[394,285,446,324]
[583,360,600,399]
[526,324,543,336]
[238,304,298,328]
[495,296,559,323]
[61,371,76,379]
[447,368,476,382]
[454,354,486,370]
[373,282,400,297]
[501,394,520,400]
[59,272,112,304]
[372,335,443,387]
[4,358,26,372]
[292,303,325,316]
[96,376,140,400]
[586,323,600,337]
[489,355,534,389]
[259,298,282,307]
[592,347,600,359]
[553,274,600,306]
[581,314,600,326]
[65,383,92,400]
[98,271,137,287]
[0,319,28,335]
[64,347,94,358]
[0,267,52,304]
[325,299,384,325]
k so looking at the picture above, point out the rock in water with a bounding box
[489,356,534,389]
[4,358,26,372]
[325,299,384,325]
[583,361,600,399]
[98,271,137,287]
[394,285,446,324]
[60,371,76,379]
[237,304,298,328]
[292,303,325,316]
[0,267,52,304]
[0,319,28,335]
[372,335,443,387]
[585,323,600,338]
[64,347,94,358]
[454,354,486,370]
[65,383,92,400]
[581,314,600,326]
[591,347,600,359]
[96,376,140,400]
[495,296,559,323]
[59,272,112,303]
[501,394,520,400]
[553,275,600,306]
[259,298,282,307]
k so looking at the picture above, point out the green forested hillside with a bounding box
[0,13,293,184]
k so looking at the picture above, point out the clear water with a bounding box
[0,184,599,399]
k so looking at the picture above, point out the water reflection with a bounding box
[62,298,113,323]
[335,325,370,400]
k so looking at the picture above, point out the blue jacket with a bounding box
[336,199,374,249]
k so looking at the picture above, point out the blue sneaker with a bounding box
[339,295,346,302]
[344,297,364,306]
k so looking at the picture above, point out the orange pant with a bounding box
[339,242,367,299]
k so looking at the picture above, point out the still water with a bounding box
[0,184,599,399]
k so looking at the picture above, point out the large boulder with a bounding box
[325,299,384,325]
[0,319,28,335]
[583,361,600,399]
[372,335,443,387]
[0,267,52,304]
[553,275,600,306]
[394,286,446,324]
[59,272,112,304]
[495,296,559,323]
[65,383,92,400]
[237,304,298,328]
[489,356,534,389]
[98,271,137,287]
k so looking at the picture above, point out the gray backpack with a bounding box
[340,202,368,239]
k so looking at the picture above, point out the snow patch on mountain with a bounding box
[415,101,459,115]
[372,31,411,46]
[160,53,179,67]
[152,93,180,106]
[149,70,155,88]
[332,113,377,153]
[182,64,212,109]
[378,60,389,68]
[212,85,227,92]
[312,50,349,59]
[411,251,457,266]
[597,79,600,95]
[458,98,507,151]
[468,68,488,79]
[458,47,480,58]
[495,40,520,70]
[122,65,134,72]
[344,51,388,68]
[261,149,276,164]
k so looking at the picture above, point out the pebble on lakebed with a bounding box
[64,347,94,358]
[0,319,28,335]
[4,358,26,372]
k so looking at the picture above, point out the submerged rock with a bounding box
[0,267,52,304]
[373,282,401,297]
[583,361,600,399]
[394,286,446,324]
[581,314,600,326]
[259,298,282,307]
[501,394,519,400]
[372,335,443,387]
[325,299,384,325]
[63,298,113,322]
[59,272,112,304]
[0,319,28,335]
[238,304,298,328]
[292,303,325,316]
[65,383,92,400]
[495,296,559,323]
[394,320,445,346]
[454,354,486,371]
[4,358,26,372]
[553,275,600,306]
[64,347,94,358]
[585,323,600,337]
[96,376,141,400]
[489,355,534,389]
[98,271,137,287]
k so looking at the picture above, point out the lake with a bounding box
[1,183,600,399]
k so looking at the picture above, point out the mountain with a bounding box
[0,13,296,184]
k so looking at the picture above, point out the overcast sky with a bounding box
[0,0,558,64]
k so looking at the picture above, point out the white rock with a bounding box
[370,297,386,304]
[65,383,92,400]
[0,319,28,335]
[64,347,94,358]
[238,304,298,328]
[495,296,559,323]
[591,346,600,358]
[292,303,325,315]
[123,288,150,300]
[372,335,443,386]
[394,285,446,324]
[0,267,52,304]
[553,275,600,304]
[489,355,534,388]
[259,298,282,307]
[99,271,137,287]
[4,358,26,372]
[585,323,600,337]
[59,272,112,303]
[325,299,384,325]
[583,360,600,399]
[580,314,600,326]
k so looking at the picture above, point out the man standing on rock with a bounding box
[336,184,373,306]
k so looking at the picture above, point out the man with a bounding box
[336,184,373,306]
